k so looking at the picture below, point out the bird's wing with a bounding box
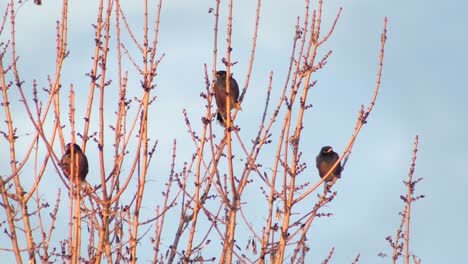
[60,156,71,177]
[215,84,226,110]
[332,153,342,175]
[80,152,89,178]
[231,79,240,102]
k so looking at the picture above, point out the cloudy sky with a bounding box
[1,0,467,263]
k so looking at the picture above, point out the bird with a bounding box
[214,70,240,127]
[316,146,342,182]
[60,143,89,183]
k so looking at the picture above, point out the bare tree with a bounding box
[0,0,423,263]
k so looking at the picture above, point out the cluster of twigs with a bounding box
[378,135,424,264]
[0,0,423,263]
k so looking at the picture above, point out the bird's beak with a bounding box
[326,148,333,153]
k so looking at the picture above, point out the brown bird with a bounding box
[214,70,240,127]
[316,146,342,182]
[60,143,89,183]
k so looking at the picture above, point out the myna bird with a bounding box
[316,146,342,182]
[214,70,240,127]
[60,143,89,183]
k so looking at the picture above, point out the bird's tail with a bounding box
[217,112,226,127]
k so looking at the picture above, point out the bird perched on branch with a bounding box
[316,146,342,182]
[60,143,89,183]
[214,70,240,127]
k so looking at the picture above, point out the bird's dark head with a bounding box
[216,70,227,80]
[66,143,82,153]
[321,146,333,154]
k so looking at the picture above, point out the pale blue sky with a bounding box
[1,0,467,263]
